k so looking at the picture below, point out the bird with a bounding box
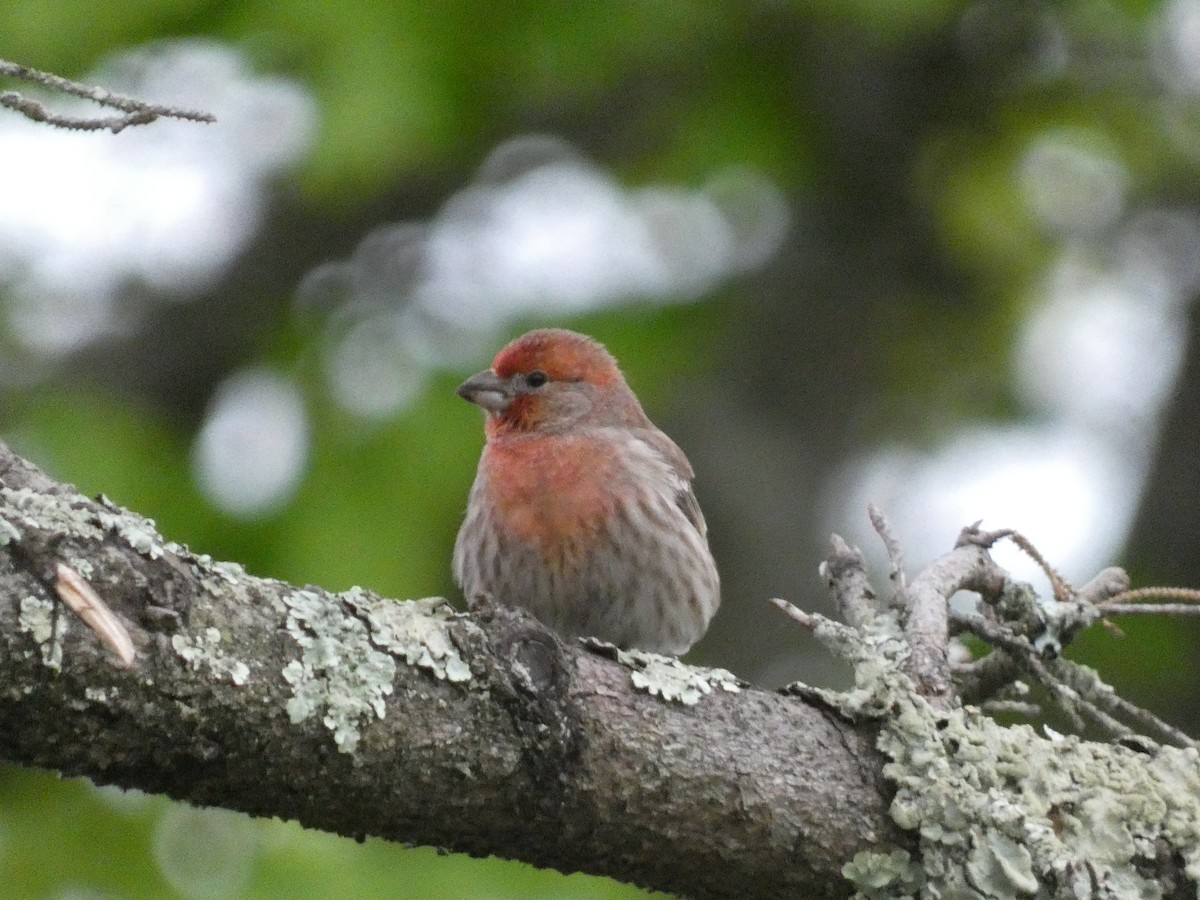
[452,328,719,655]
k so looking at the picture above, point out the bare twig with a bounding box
[955,522,1011,549]
[1056,683,1131,739]
[0,58,216,132]
[953,650,1021,705]
[900,543,1004,708]
[1102,586,1200,608]
[868,504,907,593]
[1050,658,1197,750]
[955,613,1090,731]
[980,699,1042,718]
[1102,603,1200,617]
[956,610,1197,749]
[806,513,1196,750]
[957,524,1073,601]
[1099,618,1126,637]
[1004,531,1072,601]
[768,597,815,630]
[819,535,878,628]
[1076,567,1131,606]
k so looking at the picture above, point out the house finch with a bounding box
[453,328,720,655]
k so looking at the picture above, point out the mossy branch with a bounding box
[0,442,896,899]
[0,442,1196,898]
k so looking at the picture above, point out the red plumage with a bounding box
[453,328,719,654]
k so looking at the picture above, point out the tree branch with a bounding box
[1,443,1198,898]
[0,443,899,899]
[0,58,215,131]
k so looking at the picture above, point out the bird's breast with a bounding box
[480,435,622,555]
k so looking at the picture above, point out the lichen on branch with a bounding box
[775,512,1200,898]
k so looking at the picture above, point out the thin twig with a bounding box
[955,613,1089,731]
[1102,586,1200,608]
[980,699,1043,718]
[1004,531,1073,602]
[957,524,1073,601]
[1076,567,1130,606]
[868,504,907,592]
[1100,687,1197,749]
[955,522,1013,549]
[1031,667,1093,733]
[807,517,1198,748]
[958,610,1196,748]
[952,650,1022,705]
[769,597,815,630]
[0,58,216,132]
[1099,618,1126,638]
[820,535,878,628]
[1049,657,1198,750]
[900,543,1007,708]
[1014,649,1129,738]
[1102,604,1200,617]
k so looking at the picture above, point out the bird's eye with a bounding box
[526,370,548,388]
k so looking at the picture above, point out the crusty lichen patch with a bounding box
[3,485,219,581]
[281,588,396,754]
[342,589,472,683]
[878,696,1200,898]
[2,487,106,543]
[172,627,251,686]
[195,557,248,597]
[280,589,472,755]
[95,499,166,560]
[18,594,63,670]
[1,487,251,606]
[842,849,921,897]
[0,513,21,546]
[616,648,742,706]
[813,613,1200,899]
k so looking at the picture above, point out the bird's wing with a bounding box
[635,428,708,538]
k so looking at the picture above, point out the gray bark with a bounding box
[4,442,1197,898]
[0,443,903,899]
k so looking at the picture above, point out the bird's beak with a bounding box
[456,369,511,413]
